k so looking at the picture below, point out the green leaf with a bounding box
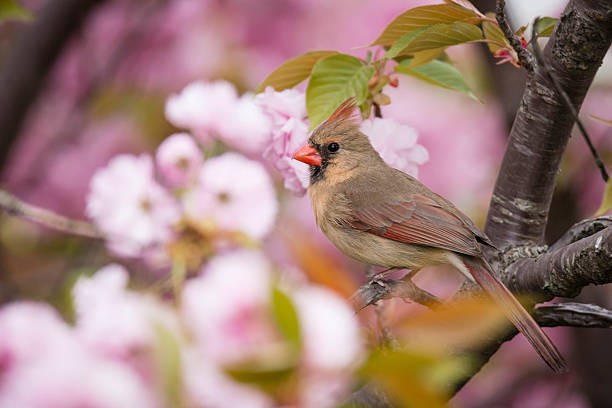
[595,178,612,216]
[482,15,509,53]
[372,4,483,46]
[171,256,186,299]
[0,0,31,22]
[385,28,428,58]
[271,286,301,350]
[306,54,375,128]
[515,24,528,38]
[395,59,477,99]
[257,50,338,92]
[226,364,295,393]
[360,349,471,408]
[152,324,183,408]
[402,48,446,68]
[387,22,482,58]
[534,17,558,37]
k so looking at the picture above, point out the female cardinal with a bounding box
[292,99,567,373]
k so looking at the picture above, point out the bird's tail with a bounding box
[459,256,567,373]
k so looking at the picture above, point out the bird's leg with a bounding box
[366,265,400,282]
[365,265,377,280]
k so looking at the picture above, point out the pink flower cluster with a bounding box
[0,252,363,407]
[361,118,429,178]
[166,81,311,195]
[165,80,430,195]
[87,133,278,264]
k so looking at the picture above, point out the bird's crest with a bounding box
[324,97,360,129]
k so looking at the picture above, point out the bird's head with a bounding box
[293,98,381,184]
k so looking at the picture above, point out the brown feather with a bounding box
[326,97,359,126]
[462,257,568,373]
[349,193,483,257]
[301,104,566,372]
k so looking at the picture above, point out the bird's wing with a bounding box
[348,193,484,257]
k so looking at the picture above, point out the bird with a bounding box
[292,98,567,373]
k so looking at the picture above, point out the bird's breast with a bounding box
[308,183,444,270]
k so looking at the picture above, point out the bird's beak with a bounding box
[293,145,322,166]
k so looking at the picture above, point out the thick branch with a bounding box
[0,0,105,173]
[502,227,612,299]
[549,216,612,250]
[485,0,612,245]
[452,223,612,394]
[534,302,612,328]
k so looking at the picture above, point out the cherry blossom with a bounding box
[164,80,238,142]
[0,302,155,408]
[361,117,429,178]
[256,87,310,195]
[155,132,203,188]
[182,348,273,408]
[255,87,307,128]
[73,264,179,364]
[216,93,272,155]
[183,153,278,240]
[264,117,310,194]
[0,350,155,408]
[87,154,181,258]
[182,250,277,365]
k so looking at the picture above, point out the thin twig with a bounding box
[0,188,101,239]
[495,0,535,71]
[531,17,609,182]
[351,278,442,310]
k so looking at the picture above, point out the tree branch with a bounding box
[495,0,535,71]
[534,302,612,328]
[0,189,101,239]
[485,0,612,245]
[502,226,612,299]
[531,18,609,182]
[352,279,442,311]
[0,0,106,173]
[549,216,612,251]
[451,0,612,393]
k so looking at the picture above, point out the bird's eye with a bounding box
[327,142,340,153]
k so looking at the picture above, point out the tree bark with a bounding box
[484,0,612,245]
[0,0,105,173]
[450,0,612,393]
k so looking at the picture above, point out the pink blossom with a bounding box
[182,250,278,365]
[361,117,429,178]
[255,87,307,128]
[183,153,278,240]
[294,287,363,372]
[293,287,363,407]
[0,302,76,372]
[182,348,273,408]
[73,264,179,364]
[164,80,238,142]
[264,118,310,194]
[257,88,310,195]
[217,93,272,155]
[0,350,156,408]
[155,132,203,187]
[165,81,272,155]
[87,154,181,258]
[0,302,156,407]
[180,251,287,407]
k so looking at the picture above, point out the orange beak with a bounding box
[292,145,322,166]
